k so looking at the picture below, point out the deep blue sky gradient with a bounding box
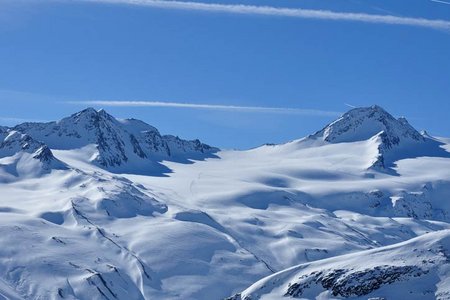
[0,0,449,148]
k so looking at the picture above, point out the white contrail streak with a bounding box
[430,0,450,5]
[77,0,450,30]
[66,100,341,116]
[344,103,356,109]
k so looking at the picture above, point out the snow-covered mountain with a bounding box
[307,105,447,170]
[311,105,423,145]
[1,105,450,300]
[14,108,217,173]
[0,129,65,181]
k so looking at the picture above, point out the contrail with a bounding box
[76,0,450,30]
[344,103,356,109]
[65,100,341,116]
[430,0,450,5]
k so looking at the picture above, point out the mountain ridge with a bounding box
[12,107,218,174]
[1,105,450,299]
[2,104,448,177]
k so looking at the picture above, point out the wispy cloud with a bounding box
[77,0,450,30]
[66,100,341,117]
[430,0,450,5]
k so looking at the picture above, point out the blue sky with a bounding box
[0,0,449,149]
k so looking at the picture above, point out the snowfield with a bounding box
[231,229,450,300]
[1,105,450,299]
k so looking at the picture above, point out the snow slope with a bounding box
[231,229,450,300]
[0,129,65,181]
[1,106,450,299]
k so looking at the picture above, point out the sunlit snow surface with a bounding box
[1,107,450,299]
[235,229,450,300]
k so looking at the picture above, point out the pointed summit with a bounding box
[13,108,218,173]
[75,107,97,115]
[303,105,432,171]
[312,105,424,147]
[65,107,117,126]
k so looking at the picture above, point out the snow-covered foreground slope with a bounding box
[231,229,450,300]
[1,106,450,299]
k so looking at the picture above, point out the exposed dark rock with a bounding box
[285,265,427,298]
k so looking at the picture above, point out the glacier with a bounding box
[1,105,450,299]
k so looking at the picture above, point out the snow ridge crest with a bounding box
[313,105,424,146]
[13,108,218,170]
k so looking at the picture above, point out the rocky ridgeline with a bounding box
[11,108,217,169]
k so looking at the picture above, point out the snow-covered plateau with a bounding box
[1,105,450,300]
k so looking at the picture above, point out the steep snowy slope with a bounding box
[14,108,217,173]
[1,105,450,300]
[230,229,450,300]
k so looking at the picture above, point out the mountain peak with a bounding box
[78,107,97,114]
[13,108,218,173]
[67,107,115,124]
[305,105,429,171]
[71,107,100,119]
[312,105,424,146]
